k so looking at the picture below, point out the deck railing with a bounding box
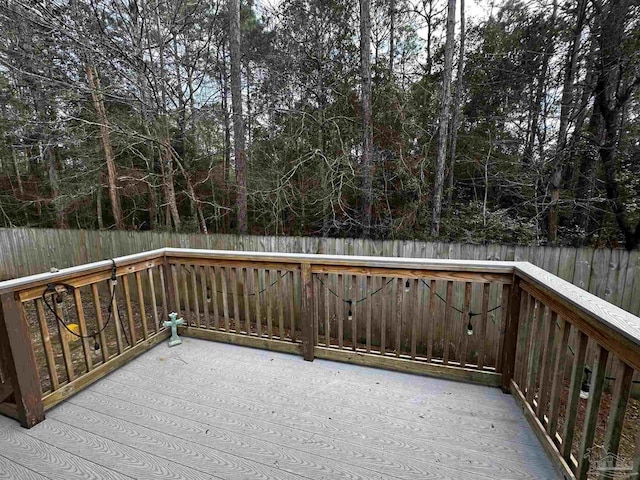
[0,248,638,480]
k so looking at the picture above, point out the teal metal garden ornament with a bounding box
[164,312,184,347]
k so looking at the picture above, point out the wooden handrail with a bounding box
[163,247,518,273]
[0,249,166,296]
[514,262,640,370]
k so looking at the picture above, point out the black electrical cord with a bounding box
[419,279,502,318]
[41,259,130,350]
[315,276,394,304]
[181,264,289,297]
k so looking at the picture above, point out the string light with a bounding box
[347,300,353,321]
[467,318,474,336]
[404,280,410,293]
[206,288,212,303]
[580,367,592,399]
[42,259,130,351]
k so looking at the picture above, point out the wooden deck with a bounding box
[0,338,558,479]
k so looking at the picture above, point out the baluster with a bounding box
[190,266,200,329]
[536,310,558,422]
[158,263,169,321]
[148,268,160,333]
[54,293,75,381]
[170,264,181,318]
[231,267,241,332]
[526,302,545,404]
[496,284,510,373]
[547,318,570,439]
[277,271,285,339]
[561,331,588,461]
[244,268,252,335]
[324,273,330,347]
[477,283,490,369]
[90,284,109,362]
[351,275,358,351]
[180,267,191,328]
[220,267,230,332]
[380,276,388,355]
[427,279,435,362]
[597,360,634,480]
[366,276,373,353]
[252,269,261,336]
[577,345,609,478]
[443,281,453,364]
[266,270,273,338]
[121,275,137,345]
[411,279,422,360]
[337,274,344,349]
[34,298,59,390]
[395,277,404,357]
[110,278,124,354]
[313,273,320,345]
[288,271,295,342]
[200,266,210,329]
[460,282,472,367]
[72,289,93,372]
[135,271,149,339]
[210,266,221,330]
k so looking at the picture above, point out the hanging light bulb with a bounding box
[347,300,353,321]
[93,333,100,351]
[580,367,592,399]
[206,288,212,303]
[404,280,410,293]
[55,292,64,304]
[467,319,474,336]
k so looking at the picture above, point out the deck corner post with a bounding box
[500,273,521,394]
[300,263,314,362]
[0,292,45,428]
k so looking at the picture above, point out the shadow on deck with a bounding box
[0,338,558,479]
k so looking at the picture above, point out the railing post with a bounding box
[500,274,521,393]
[0,292,44,427]
[300,263,314,362]
[163,254,177,314]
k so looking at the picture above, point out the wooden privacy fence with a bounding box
[0,248,639,480]
[1,228,639,319]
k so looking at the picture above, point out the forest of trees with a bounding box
[0,0,638,247]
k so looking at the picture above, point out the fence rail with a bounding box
[1,246,640,479]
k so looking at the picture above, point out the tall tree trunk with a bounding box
[161,137,181,230]
[430,0,456,237]
[360,0,373,236]
[229,0,248,234]
[522,0,557,167]
[85,64,125,230]
[147,182,157,230]
[12,150,23,196]
[590,0,639,249]
[96,183,104,230]
[45,144,67,228]
[220,41,232,232]
[445,0,465,209]
[389,0,395,75]
[548,0,586,243]
[425,0,434,76]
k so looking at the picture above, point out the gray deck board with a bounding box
[0,338,559,479]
